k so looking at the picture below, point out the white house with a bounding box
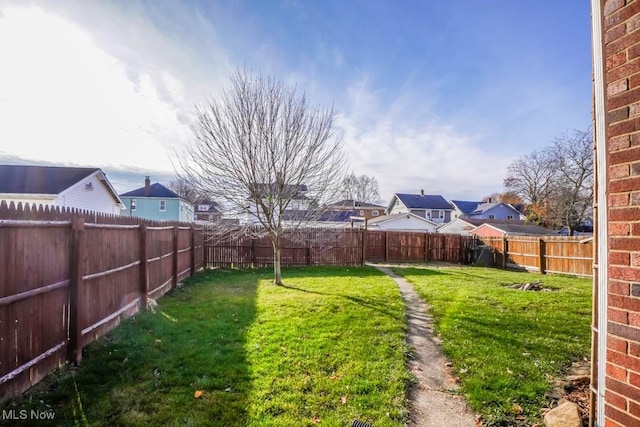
[366,212,438,232]
[0,165,125,215]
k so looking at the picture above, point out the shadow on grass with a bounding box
[0,269,260,427]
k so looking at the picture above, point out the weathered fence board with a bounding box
[204,228,476,267]
[0,201,205,400]
[478,235,593,277]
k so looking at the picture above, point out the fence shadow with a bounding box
[0,270,259,426]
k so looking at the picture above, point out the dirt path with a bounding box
[373,265,477,427]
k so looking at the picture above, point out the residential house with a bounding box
[437,218,526,236]
[194,200,222,223]
[557,224,594,236]
[366,212,438,232]
[450,200,524,220]
[387,191,454,224]
[0,164,125,215]
[329,199,386,219]
[120,177,194,222]
[245,183,311,225]
[592,3,640,424]
[470,222,556,238]
[281,209,357,228]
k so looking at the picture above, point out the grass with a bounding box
[0,267,412,427]
[392,265,592,426]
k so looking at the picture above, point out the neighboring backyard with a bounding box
[0,265,592,426]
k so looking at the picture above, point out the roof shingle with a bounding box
[0,165,99,195]
[395,193,452,210]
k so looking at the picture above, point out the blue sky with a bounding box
[0,1,593,203]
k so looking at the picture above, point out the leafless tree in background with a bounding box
[341,173,382,204]
[503,128,593,234]
[177,69,347,284]
[546,128,593,235]
[168,177,201,204]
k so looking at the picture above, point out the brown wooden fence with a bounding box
[0,201,205,400]
[478,235,594,277]
[205,228,477,267]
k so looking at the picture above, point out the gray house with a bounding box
[387,191,454,224]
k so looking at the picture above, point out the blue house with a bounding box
[120,177,194,222]
[450,200,524,221]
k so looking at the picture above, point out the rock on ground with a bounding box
[544,401,581,427]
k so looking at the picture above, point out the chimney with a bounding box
[144,176,151,196]
[420,189,424,196]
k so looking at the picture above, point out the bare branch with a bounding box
[176,68,347,283]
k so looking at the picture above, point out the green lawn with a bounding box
[392,266,592,426]
[1,267,412,427]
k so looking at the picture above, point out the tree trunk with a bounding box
[273,239,283,285]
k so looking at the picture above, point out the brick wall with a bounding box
[604,0,640,425]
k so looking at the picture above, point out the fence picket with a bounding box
[0,200,205,400]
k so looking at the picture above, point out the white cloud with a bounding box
[0,3,234,179]
[338,77,512,203]
[0,6,193,171]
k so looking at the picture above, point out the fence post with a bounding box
[203,226,208,269]
[172,225,179,288]
[190,226,196,276]
[385,231,389,262]
[502,236,508,269]
[68,217,85,365]
[424,233,428,262]
[251,237,256,267]
[539,237,546,274]
[139,223,149,309]
[361,228,367,266]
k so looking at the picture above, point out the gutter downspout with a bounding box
[590,1,607,425]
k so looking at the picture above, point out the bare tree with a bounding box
[341,173,382,204]
[177,69,347,284]
[503,128,593,234]
[504,148,556,215]
[168,177,201,204]
[546,129,593,235]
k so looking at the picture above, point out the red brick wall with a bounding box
[604,0,640,425]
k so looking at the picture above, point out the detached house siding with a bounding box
[599,1,640,425]
[57,174,123,215]
[469,204,520,220]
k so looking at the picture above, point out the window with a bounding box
[372,210,379,216]
[431,210,442,219]
[507,215,513,220]
[131,199,136,211]
[359,210,364,216]
[198,204,209,211]
[488,214,495,219]
[159,200,166,212]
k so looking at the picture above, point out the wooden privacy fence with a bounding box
[205,228,477,267]
[0,201,204,400]
[478,235,593,277]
